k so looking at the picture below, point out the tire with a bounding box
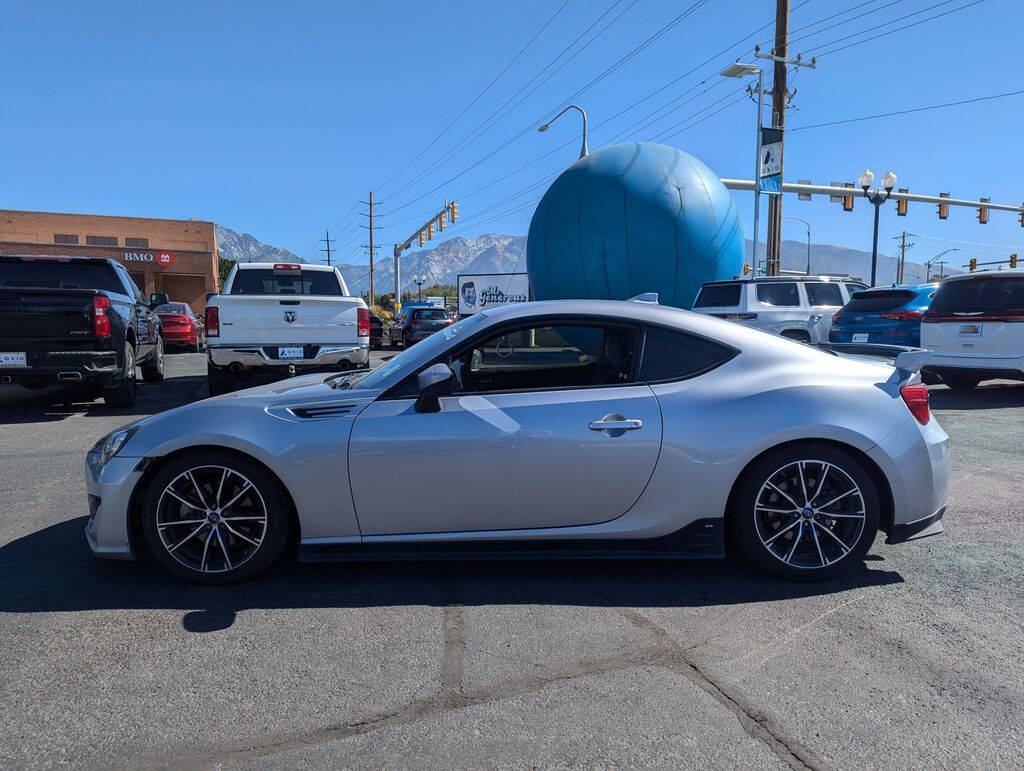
[729,443,880,581]
[207,361,235,396]
[943,373,979,391]
[141,336,165,383]
[780,330,811,343]
[139,449,292,584]
[103,342,138,407]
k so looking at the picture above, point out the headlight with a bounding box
[88,426,139,471]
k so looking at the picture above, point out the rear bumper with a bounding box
[208,342,369,370]
[923,354,1024,380]
[830,326,919,347]
[0,350,120,384]
[162,328,198,344]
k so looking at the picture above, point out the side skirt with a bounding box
[298,518,725,563]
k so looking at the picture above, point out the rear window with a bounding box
[805,282,844,307]
[843,289,915,313]
[229,269,343,296]
[929,276,1024,313]
[155,303,188,314]
[756,282,800,306]
[0,261,123,294]
[693,283,741,307]
[413,309,450,320]
[639,327,735,382]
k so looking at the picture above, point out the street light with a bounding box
[413,275,426,301]
[720,61,764,273]
[784,216,812,275]
[538,104,588,159]
[859,168,897,286]
[925,248,962,282]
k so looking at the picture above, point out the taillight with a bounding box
[273,263,301,272]
[357,306,370,337]
[880,310,923,320]
[205,306,220,337]
[900,384,930,424]
[92,295,110,338]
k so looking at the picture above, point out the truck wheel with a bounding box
[141,337,165,383]
[103,343,138,407]
[208,362,235,396]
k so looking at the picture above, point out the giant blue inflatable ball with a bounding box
[527,142,743,310]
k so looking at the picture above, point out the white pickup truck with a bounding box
[205,262,369,394]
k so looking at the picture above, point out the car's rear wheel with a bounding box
[942,373,979,391]
[730,444,880,580]
[140,450,292,584]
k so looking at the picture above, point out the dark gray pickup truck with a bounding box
[0,255,165,407]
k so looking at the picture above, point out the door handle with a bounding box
[589,415,643,436]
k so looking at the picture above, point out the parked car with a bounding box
[84,297,948,584]
[391,306,454,348]
[368,312,385,350]
[0,255,164,406]
[829,284,938,347]
[154,301,205,352]
[204,262,369,395]
[692,276,868,343]
[921,270,1024,390]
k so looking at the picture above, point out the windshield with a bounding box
[413,308,450,320]
[0,261,123,294]
[929,276,1024,313]
[229,268,343,296]
[843,290,916,313]
[155,303,188,314]
[693,283,741,307]
[341,313,488,390]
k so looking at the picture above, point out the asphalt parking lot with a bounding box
[1,351,1022,767]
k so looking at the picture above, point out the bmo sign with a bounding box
[125,250,175,268]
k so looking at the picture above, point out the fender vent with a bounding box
[289,403,356,419]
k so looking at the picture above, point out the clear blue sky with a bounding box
[3,0,1022,273]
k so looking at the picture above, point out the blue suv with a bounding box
[829,284,938,347]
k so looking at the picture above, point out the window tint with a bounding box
[844,290,915,313]
[413,308,449,320]
[929,276,1024,313]
[694,283,741,307]
[155,303,188,313]
[756,282,799,306]
[845,282,869,294]
[458,324,635,392]
[54,233,78,245]
[229,269,343,296]
[639,327,734,382]
[86,235,118,246]
[125,237,149,248]
[0,261,122,293]
[805,282,844,307]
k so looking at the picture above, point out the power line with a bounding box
[763,0,910,50]
[791,87,1024,131]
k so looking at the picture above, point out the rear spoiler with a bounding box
[817,342,931,373]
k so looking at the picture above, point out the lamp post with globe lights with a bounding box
[859,169,898,286]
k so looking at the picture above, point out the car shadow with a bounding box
[929,381,1024,410]
[1,518,904,633]
[0,374,206,423]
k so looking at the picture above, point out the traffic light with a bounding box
[1011,254,1018,269]
[842,182,854,212]
[449,201,459,223]
[896,188,908,216]
[437,210,446,231]
[417,230,425,247]
[969,258,977,272]
[427,222,434,240]
[938,192,949,220]
[742,263,751,276]
[978,197,990,225]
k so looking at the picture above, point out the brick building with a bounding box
[0,209,219,312]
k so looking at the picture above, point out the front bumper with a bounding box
[84,454,143,560]
[208,342,369,370]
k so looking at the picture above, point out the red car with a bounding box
[155,302,205,351]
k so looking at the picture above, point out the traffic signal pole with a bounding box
[392,202,459,306]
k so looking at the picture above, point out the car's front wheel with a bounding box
[140,450,292,584]
[730,444,880,580]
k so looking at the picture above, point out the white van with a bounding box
[692,276,868,344]
[921,270,1024,390]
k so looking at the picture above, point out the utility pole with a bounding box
[320,230,333,266]
[894,230,914,284]
[367,192,375,304]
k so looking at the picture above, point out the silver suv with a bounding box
[691,276,868,343]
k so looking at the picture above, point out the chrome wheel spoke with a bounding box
[200,529,214,571]
[167,523,205,553]
[810,519,827,566]
[185,470,211,510]
[164,487,203,511]
[764,519,799,545]
[783,523,804,563]
[158,518,206,528]
[220,482,252,513]
[756,505,799,515]
[797,462,810,507]
[816,487,857,511]
[215,527,232,569]
[215,467,229,509]
[808,463,831,506]
[221,515,266,522]
[223,522,260,546]
[817,510,865,519]
[766,481,802,511]
[814,521,852,554]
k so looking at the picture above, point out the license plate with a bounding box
[958,324,982,336]
[0,352,27,368]
[278,346,304,359]
[852,333,869,343]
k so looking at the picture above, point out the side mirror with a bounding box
[415,363,453,413]
[149,292,169,308]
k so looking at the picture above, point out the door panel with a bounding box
[349,385,663,535]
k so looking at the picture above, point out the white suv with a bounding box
[921,270,1024,390]
[691,276,868,344]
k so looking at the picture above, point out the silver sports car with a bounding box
[85,297,950,584]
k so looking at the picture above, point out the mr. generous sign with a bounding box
[124,250,175,268]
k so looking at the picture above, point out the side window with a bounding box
[111,265,136,299]
[805,282,844,307]
[639,327,735,382]
[457,324,636,393]
[755,282,800,307]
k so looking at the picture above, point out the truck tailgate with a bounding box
[0,287,96,345]
[216,296,361,345]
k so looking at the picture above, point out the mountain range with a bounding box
[216,224,953,295]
